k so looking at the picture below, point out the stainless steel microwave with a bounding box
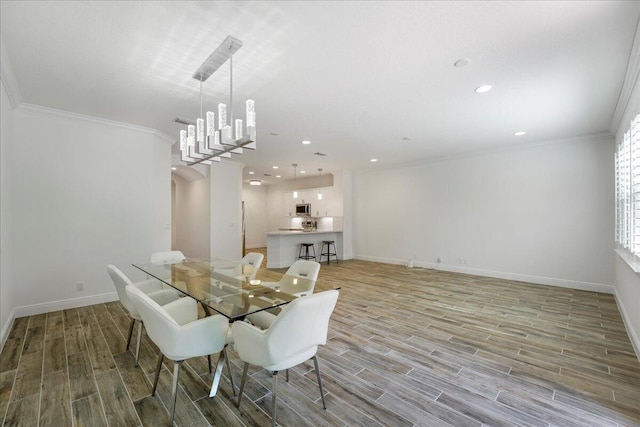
[295,203,311,216]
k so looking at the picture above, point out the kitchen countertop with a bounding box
[266,230,343,236]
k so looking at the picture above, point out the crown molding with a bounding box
[17,103,175,144]
[0,35,23,108]
[610,19,640,133]
[2,32,174,145]
[353,131,614,176]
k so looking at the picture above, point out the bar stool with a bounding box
[298,243,316,260]
[319,240,339,264]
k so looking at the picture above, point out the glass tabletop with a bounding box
[132,259,316,320]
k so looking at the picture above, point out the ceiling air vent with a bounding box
[314,152,327,156]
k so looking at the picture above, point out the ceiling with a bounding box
[2,1,639,184]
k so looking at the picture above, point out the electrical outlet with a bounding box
[76,282,84,292]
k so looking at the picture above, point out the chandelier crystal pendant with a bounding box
[317,168,323,200]
[179,36,256,166]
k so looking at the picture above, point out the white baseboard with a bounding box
[341,252,354,261]
[245,243,267,250]
[614,289,640,361]
[356,254,411,267]
[1,292,119,350]
[353,255,615,294]
[13,292,119,318]
[0,308,16,353]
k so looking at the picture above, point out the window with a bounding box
[615,113,640,255]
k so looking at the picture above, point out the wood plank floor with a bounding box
[1,254,639,426]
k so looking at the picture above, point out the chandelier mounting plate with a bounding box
[192,36,243,82]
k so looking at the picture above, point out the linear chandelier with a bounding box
[179,36,256,166]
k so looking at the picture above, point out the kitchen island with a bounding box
[266,230,343,268]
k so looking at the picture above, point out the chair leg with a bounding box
[200,302,212,316]
[135,321,143,367]
[312,356,327,409]
[271,371,278,427]
[222,346,236,396]
[152,353,164,395]
[207,355,212,373]
[286,368,289,383]
[209,348,231,398]
[126,318,135,350]
[236,362,250,408]
[170,361,183,426]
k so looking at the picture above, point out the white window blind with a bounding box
[632,115,640,253]
[615,113,640,255]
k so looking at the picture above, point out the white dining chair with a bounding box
[126,285,235,426]
[285,259,321,282]
[107,265,179,366]
[216,252,264,281]
[232,289,339,427]
[241,252,264,280]
[242,252,264,268]
[247,259,321,329]
[149,250,186,264]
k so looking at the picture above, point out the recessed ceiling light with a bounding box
[300,170,306,174]
[370,158,378,162]
[249,179,261,186]
[454,58,471,68]
[276,175,281,178]
[171,167,177,171]
[272,166,279,169]
[514,131,526,136]
[248,171,255,175]
[302,140,311,145]
[475,85,492,93]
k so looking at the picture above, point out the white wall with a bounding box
[1,79,15,341]
[172,173,211,259]
[8,105,171,321]
[210,161,243,259]
[353,134,614,292]
[242,183,268,249]
[613,68,640,358]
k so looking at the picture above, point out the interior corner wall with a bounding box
[210,161,243,259]
[242,182,268,249]
[613,72,640,359]
[172,173,211,260]
[352,134,614,292]
[1,79,15,342]
[9,106,171,317]
[340,170,354,260]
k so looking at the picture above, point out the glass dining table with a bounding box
[132,257,319,398]
[132,258,316,321]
